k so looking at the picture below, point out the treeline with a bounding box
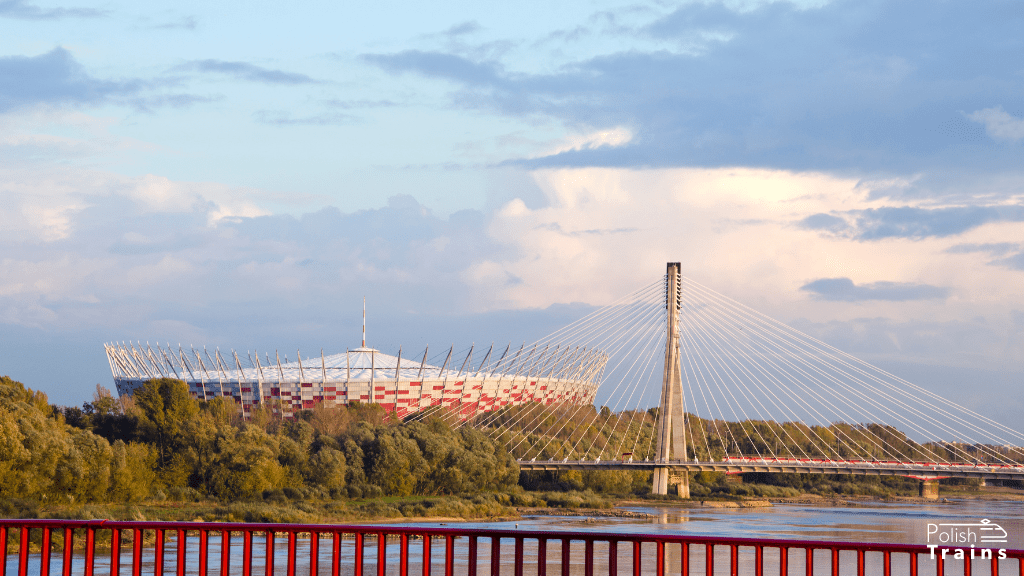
[1,376,518,505]
[485,403,1020,464]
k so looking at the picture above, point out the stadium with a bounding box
[104,340,607,420]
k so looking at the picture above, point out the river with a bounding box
[8,499,1024,575]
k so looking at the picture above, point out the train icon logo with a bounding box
[928,519,1008,545]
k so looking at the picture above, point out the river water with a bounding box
[8,499,1024,575]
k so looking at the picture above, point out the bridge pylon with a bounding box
[654,262,689,497]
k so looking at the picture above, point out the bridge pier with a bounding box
[919,479,939,499]
[653,262,688,497]
[671,471,690,498]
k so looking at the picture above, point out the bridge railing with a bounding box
[2,519,1023,576]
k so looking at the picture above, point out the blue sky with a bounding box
[2,0,1023,428]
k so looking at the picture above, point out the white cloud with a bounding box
[967,106,1024,143]
[540,126,634,157]
[466,167,1024,347]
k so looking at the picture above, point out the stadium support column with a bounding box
[654,262,689,497]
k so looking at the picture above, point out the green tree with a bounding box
[132,378,199,467]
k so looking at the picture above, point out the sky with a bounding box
[1,0,1023,429]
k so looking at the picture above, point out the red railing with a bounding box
[2,519,1022,576]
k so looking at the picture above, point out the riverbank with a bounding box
[5,484,1021,526]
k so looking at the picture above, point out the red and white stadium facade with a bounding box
[105,343,606,419]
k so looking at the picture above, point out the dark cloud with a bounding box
[800,205,1024,240]
[364,0,1024,173]
[945,242,1021,256]
[362,51,503,86]
[0,0,104,19]
[992,251,1024,271]
[801,278,950,302]
[444,21,482,37]
[799,213,849,234]
[0,48,135,112]
[179,60,318,85]
[942,243,1024,271]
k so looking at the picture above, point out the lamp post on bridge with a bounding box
[654,262,689,497]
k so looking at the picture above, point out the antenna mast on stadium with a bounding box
[362,296,366,348]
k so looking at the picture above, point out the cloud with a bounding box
[800,205,1024,240]
[944,242,1021,256]
[992,251,1024,271]
[363,50,502,86]
[800,277,950,302]
[363,0,1024,173]
[443,21,482,37]
[0,0,104,19]
[178,60,318,85]
[967,107,1024,143]
[253,110,355,126]
[0,48,134,112]
[153,15,197,30]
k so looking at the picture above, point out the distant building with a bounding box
[104,343,605,419]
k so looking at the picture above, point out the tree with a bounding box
[132,378,199,467]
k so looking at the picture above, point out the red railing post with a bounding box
[332,532,342,576]
[607,540,616,576]
[200,529,209,576]
[585,538,594,576]
[176,529,186,576]
[884,551,891,576]
[355,533,364,576]
[909,551,917,576]
[109,528,120,576]
[379,533,388,576]
[857,549,864,576]
[516,537,525,576]
[243,530,253,576]
[469,536,478,576]
[779,546,787,576]
[423,534,431,576]
[41,527,53,576]
[17,527,29,576]
[682,542,689,576]
[309,531,319,576]
[266,530,276,576]
[155,529,166,576]
[221,530,232,576]
[0,525,6,576]
[755,544,763,576]
[400,534,409,576]
[632,540,640,576]
[445,536,455,576]
[805,548,812,576]
[964,554,971,576]
[657,541,665,576]
[706,544,713,576]
[132,528,142,576]
[493,536,502,576]
[990,555,998,576]
[830,547,838,576]
[730,545,738,576]
[936,552,944,576]
[287,532,297,576]
[64,526,76,576]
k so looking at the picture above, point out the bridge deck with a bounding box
[517,459,1024,480]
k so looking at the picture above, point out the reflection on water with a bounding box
[7,500,1024,575]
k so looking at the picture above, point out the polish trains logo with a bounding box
[927,519,1009,560]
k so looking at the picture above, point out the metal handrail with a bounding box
[2,518,1022,576]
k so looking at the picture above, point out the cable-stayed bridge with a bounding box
[430,263,1024,498]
